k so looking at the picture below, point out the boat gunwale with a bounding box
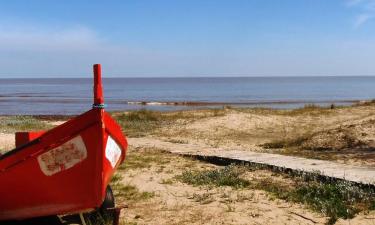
[0,109,100,171]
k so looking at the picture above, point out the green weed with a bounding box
[176,164,250,188]
[0,116,51,133]
[110,173,154,202]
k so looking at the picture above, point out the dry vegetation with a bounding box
[0,116,52,133]
[0,116,53,153]
[2,103,375,224]
[111,147,375,225]
[112,102,375,166]
[108,104,375,224]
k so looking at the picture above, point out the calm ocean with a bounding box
[1,77,375,115]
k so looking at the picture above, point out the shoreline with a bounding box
[0,95,363,105]
[125,99,360,106]
[3,75,375,115]
[1,98,372,116]
[2,101,375,224]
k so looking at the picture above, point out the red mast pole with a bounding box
[93,64,105,108]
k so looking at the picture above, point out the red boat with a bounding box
[0,64,128,224]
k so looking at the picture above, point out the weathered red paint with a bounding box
[93,64,104,105]
[0,64,128,221]
[15,131,46,147]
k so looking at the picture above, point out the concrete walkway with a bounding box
[129,137,375,186]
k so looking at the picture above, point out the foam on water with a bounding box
[0,76,374,115]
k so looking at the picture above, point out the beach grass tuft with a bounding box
[113,109,227,137]
[257,178,375,225]
[113,110,163,137]
[261,136,309,149]
[110,173,154,201]
[176,164,250,188]
[118,147,172,170]
[125,109,160,122]
[234,103,338,116]
[0,116,52,133]
[178,164,375,224]
[280,104,337,116]
[261,124,366,153]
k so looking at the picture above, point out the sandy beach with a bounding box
[2,0,375,224]
[1,103,375,224]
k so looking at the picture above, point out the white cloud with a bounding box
[346,0,375,27]
[0,24,103,51]
[1,18,375,77]
[346,0,363,6]
[0,22,197,77]
[354,13,373,27]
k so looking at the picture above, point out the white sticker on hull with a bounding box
[38,136,87,176]
[105,136,122,168]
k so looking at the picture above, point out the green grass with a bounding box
[177,164,375,224]
[0,116,52,133]
[261,125,366,153]
[112,109,226,137]
[282,104,336,116]
[261,136,309,149]
[113,110,163,137]
[110,173,154,202]
[191,193,215,204]
[160,178,174,185]
[261,179,375,225]
[118,148,172,170]
[176,164,250,188]
[294,183,362,223]
[115,184,155,201]
[235,103,339,117]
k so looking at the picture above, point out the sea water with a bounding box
[0,76,375,115]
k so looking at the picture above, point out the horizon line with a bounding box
[2,74,375,79]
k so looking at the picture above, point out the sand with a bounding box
[2,105,375,224]
[0,133,14,153]
[153,106,375,166]
[117,148,328,225]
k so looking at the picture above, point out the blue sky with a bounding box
[1,0,375,77]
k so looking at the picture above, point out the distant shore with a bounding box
[0,98,368,116]
[2,102,375,224]
[3,101,375,165]
[3,76,375,115]
[125,99,360,106]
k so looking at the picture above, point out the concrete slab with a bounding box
[130,137,375,186]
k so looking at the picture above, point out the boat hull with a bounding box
[0,109,127,221]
